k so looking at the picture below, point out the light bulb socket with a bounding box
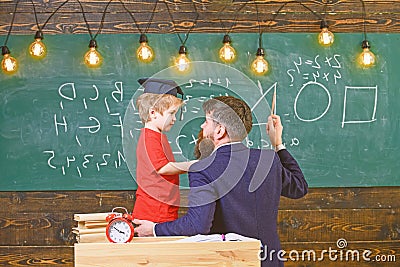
[34,30,44,40]
[1,46,10,56]
[179,45,187,54]
[222,34,232,44]
[320,20,329,29]
[256,47,265,57]
[139,33,148,44]
[361,40,371,49]
[88,39,98,48]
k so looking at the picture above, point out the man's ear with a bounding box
[214,124,227,140]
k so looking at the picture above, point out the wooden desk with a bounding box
[74,237,261,266]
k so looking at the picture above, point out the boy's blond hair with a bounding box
[136,93,183,124]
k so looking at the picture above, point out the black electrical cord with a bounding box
[164,0,199,47]
[119,0,159,34]
[1,0,21,49]
[267,0,324,33]
[31,0,71,32]
[360,0,368,41]
[76,0,113,41]
[219,1,248,36]
[255,2,262,49]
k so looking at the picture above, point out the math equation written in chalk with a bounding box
[42,53,379,178]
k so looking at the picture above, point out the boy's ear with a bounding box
[149,107,157,119]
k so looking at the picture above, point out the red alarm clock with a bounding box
[105,207,134,243]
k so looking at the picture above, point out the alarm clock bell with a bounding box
[105,207,135,243]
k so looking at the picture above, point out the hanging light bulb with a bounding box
[137,34,154,63]
[29,30,47,59]
[251,48,268,75]
[318,20,334,46]
[84,39,102,68]
[358,40,375,68]
[174,45,190,73]
[219,34,236,63]
[1,46,18,74]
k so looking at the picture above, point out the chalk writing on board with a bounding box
[287,54,378,129]
[44,81,127,177]
[286,54,342,86]
[185,78,231,88]
[43,150,126,177]
[341,86,378,128]
[290,137,300,147]
[294,81,332,122]
[252,81,277,112]
[42,71,379,176]
[252,80,301,150]
[174,135,186,155]
[286,55,344,147]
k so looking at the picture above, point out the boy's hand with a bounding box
[266,114,283,147]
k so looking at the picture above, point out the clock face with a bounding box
[106,219,134,243]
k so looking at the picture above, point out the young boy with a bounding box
[133,78,196,223]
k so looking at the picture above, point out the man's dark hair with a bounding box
[194,96,253,158]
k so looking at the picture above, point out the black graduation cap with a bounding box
[138,77,185,120]
[138,78,184,97]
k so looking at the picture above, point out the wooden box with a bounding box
[74,237,261,266]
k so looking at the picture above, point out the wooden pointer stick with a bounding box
[271,88,276,115]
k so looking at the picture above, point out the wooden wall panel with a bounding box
[0,0,399,35]
[1,188,399,245]
[0,246,73,266]
[278,209,399,242]
[0,191,135,214]
[0,188,399,265]
[2,207,398,246]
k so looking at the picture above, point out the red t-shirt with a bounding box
[133,128,180,223]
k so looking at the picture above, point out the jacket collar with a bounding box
[215,142,247,153]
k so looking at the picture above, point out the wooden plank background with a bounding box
[1,0,399,266]
[0,188,399,266]
[0,0,399,35]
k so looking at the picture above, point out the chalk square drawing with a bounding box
[341,86,378,128]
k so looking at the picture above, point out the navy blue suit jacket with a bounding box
[155,143,308,266]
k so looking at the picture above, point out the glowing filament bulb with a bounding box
[137,43,154,62]
[318,27,334,47]
[251,48,268,75]
[29,31,47,59]
[175,45,190,73]
[176,54,190,72]
[84,39,102,68]
[360,49,375,66]
[137,34,154,63]
[318,21,334,47]
[85,48,102,67]
[319,28,334,46]
[358,40,376,68]
[29,40,46,59]
[1,46,18,74]
[219,35,236,63]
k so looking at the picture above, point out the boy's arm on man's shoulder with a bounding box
[157,160,198,175]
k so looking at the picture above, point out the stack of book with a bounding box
[73,212,119,243]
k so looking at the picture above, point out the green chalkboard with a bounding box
[1,33,399,190]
